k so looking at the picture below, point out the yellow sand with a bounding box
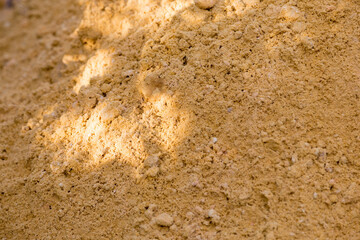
[1,0,360,239]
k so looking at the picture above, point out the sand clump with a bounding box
[153,213,174,227]
[195,0,218,10]
[1,0,360,239]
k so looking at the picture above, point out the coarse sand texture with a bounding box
[0,0,360,239]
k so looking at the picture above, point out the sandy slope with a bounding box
[1,0,360,239]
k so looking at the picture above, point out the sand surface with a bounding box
[1,0,360,239]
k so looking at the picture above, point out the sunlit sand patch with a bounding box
[73,49,113,93]
[73,0,193,41]
[47,101,141,170]
[147,93,191,151]
[46,90,191,173]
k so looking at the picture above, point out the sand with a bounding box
[1,0,360,239]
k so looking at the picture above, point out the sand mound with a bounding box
[1,0,360,239]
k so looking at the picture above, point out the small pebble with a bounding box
[260,131,268,137]
[266,231,276,240]
[313,192,318,199]
[325,166,333,173]
[292,22,306,33]
[139,223,150,233]
[186,211,194,219]
[21,126,31,132]
[139,72,163,98]
[104,6,112,12]
[329,194,338,203]
[203,220,210,226]
[243,0,259,7]
[211,137,218,144]
[100,83,112,93]
[340,156,348,164]
[208,209,220,221]
[300,35,315,49]
[280,5,301,21]
[195,206,204,214]
[234,31,243,39]
[195,0,217,10]
[146,166,159,177]
[154,213,174,227]
[122,69,135,77]
[144,155,159,168]
[220,182,229,189]
[145,204,157,218]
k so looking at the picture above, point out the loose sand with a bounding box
[1,0,360,239]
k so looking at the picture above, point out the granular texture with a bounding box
[1,0,360,239]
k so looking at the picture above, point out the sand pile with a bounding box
[1,0,360,239]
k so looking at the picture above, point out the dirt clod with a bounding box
[154,213,174,227]
[195,0,217,10]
